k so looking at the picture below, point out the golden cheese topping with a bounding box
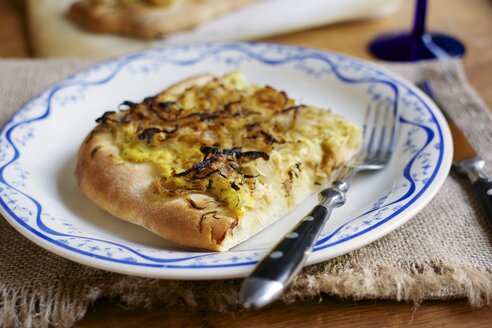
[95,72,360,217]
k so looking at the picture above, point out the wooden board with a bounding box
[27,0,402,59]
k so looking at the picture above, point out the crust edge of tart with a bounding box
[75,131,236,251]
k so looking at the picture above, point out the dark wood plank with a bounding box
[76,297,492,328]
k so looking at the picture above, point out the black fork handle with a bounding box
[240,186,347,309]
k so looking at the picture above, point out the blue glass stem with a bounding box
[411,0,427,38]
[368,0,465,61]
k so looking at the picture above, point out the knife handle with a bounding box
[472,178,492,229]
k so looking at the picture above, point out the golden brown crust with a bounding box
[68,0,258,39]
[76,130,234,250]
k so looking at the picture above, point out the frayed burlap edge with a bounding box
[5,261,492,327]
[4,261,489,328]
[111,261,492,309]
[291,261,492,306]
[112,262,492,312]
[0,284,100,328]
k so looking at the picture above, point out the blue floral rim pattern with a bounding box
[0,43,447,271]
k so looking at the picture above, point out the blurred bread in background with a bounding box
[68,0,258,39]
[28,0,403,59]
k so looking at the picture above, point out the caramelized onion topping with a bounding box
[95,74,324,215]
[95,111,117,124]
[175,147,268,180]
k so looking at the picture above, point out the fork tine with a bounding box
[365,104,378,157]
[375,103,389,158]
[361,104,372,145]
[384,103,398,160]
[362,101,398,164]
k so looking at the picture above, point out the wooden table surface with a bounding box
[1,0,491,326]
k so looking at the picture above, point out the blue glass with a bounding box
[369,0,465,61]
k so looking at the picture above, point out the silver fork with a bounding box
[240,103,399,309]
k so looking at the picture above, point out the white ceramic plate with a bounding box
[0,43,452,280]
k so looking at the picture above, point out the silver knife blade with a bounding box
[446,110,478,163]
[417,81,488,182]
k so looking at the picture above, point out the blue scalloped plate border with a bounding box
[0,42,452,279]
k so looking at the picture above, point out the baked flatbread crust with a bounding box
[75,72,361,250]
[68,0,258,39]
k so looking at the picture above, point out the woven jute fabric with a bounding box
[0,59,491,327]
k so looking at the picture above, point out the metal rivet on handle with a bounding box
[287,232,299,239]
[270,251,283,259]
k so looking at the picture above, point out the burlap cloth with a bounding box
[0,59,491,327]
